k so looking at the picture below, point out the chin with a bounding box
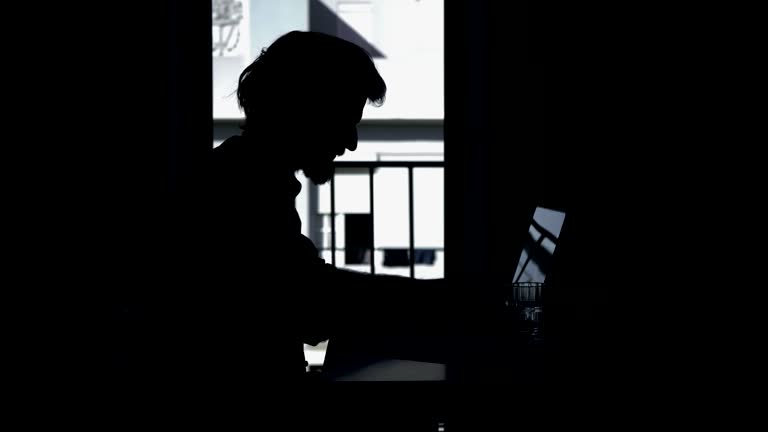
[302,163,335,185]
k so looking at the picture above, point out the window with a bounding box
[211,0,445,368]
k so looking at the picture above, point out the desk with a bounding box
[325,359,447,381]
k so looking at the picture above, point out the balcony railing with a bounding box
[328,161,444,278]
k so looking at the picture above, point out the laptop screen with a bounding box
[513,206,566,284]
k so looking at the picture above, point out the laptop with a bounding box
[321,206,567,381]
[508,206,567,332]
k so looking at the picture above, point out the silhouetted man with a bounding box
[200,31,450,390]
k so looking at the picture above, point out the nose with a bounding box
[347,127,358,151]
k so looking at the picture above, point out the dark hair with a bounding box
[237,31,386,124]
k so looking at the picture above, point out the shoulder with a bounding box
[213,135,245,160]
[212,135,255,179]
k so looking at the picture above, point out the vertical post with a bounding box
[408,166,415,279]
[369,167,375,275]
[330,171,336,266]
[307,180,322,248]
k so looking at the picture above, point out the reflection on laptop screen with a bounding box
[513,207,566,284]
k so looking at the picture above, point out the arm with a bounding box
[295,236,503,341]
[309,266,470,337]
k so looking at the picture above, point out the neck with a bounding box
[240,128,301,173]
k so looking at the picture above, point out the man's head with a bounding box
[237,31,386,184]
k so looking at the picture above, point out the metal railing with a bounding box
[328,161,444,278]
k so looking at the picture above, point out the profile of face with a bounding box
[294,95,366,185]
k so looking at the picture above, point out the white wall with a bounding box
[368,0,443,119]
[316,0,444,120]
